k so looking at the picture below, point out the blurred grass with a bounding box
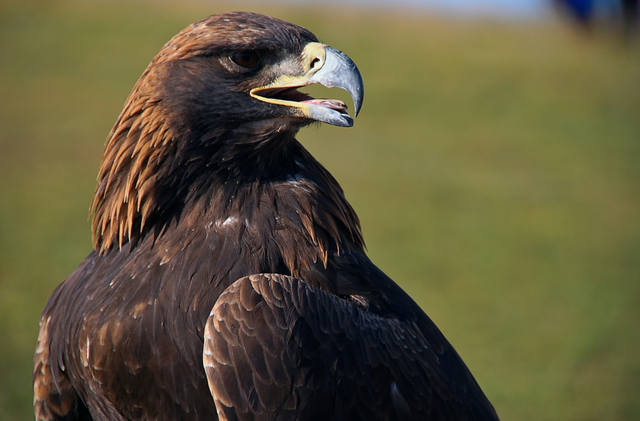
[1,1,639,420]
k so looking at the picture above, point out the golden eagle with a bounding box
[33,11,500,421]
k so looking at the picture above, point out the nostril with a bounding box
[310,57,322,70]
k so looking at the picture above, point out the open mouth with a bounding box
[253,86,348,113]
[249,43,362,128]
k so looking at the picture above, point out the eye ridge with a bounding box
[230,51,261,69]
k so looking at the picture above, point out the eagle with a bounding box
[33,11,500,421]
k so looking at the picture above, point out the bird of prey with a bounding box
[33,11,500,421]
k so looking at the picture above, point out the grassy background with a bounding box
[1,1,639,420]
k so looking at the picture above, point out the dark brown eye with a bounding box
[229,51,260,69]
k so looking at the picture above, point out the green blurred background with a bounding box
[1,0,639,420]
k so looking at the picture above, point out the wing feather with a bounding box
[33,315,90,421]
[204,273,499,421]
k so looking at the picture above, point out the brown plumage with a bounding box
[33,11,499,421]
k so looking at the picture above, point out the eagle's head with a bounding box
[151,12,364,131]
[91,12,364,253]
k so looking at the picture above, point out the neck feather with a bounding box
[90,100,363,258]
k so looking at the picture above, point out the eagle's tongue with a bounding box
[302,98,348,112]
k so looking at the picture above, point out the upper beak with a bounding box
[250,42,364,127]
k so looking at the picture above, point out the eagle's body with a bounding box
[33,12,499,421]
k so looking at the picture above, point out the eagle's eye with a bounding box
[230,51,261,69]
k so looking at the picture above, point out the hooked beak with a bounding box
[250,42,364,127]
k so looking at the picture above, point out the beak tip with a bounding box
[353,99,363,120]
[350,87,364,121]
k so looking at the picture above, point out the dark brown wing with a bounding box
[203,273,499,421]
[33,315,91,421]
[34,241,224,421]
